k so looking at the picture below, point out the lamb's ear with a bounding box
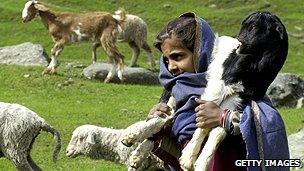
[275,24,284,39]
[85,133,96,144]
[34,3,48,12]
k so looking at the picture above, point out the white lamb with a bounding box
[66,124,165,171]
[112,9,156,69]
[0,102,61,171]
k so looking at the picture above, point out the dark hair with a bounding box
[154,16,197,52]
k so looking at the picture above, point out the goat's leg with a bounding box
[128,41,140,67]
[129,139,154,169]
[194,127,226,171]
[179,128,210,171]
[141,41,156,69]
[92,42,100,64]
[100,27,125,83]
[43,40,65,75]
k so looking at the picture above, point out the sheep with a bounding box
[112,9,156,69]
[66,124,165,171]
[21,0,125,83]
[0,102,61,171]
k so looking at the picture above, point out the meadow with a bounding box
[0,0,303,170]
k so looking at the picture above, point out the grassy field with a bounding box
[0,0,303,170]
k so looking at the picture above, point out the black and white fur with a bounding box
[179,11,288,171]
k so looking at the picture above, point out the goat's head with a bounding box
[22,1,38,23]
[66,125,98,158]
[22,0,48,23]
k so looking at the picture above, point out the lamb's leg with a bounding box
[194,127,226,171]
[100,27,125,83]
[121,117,167,147]
[128,41,140,67]
[92,42,100,64]
[129,139,154,169]
[42,40,65,75]
[27,155,42,171]
[141,41,156,69]
[179,128,210,171]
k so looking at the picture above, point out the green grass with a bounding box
[0,0,304,170]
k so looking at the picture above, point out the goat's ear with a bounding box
[275,24,284,39]
[34,4,48,12]
[85,133,96,144]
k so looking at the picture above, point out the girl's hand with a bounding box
[146,102,171,120]
[195,98,223,129]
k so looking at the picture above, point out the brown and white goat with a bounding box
[112,9,156,69]
[22,0,125,83]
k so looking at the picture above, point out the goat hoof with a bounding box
[42,68,51,75]
[49,69,57,74]
[179,155,195,171]
[121,140,132,147]
[104,78,111,83]
[130,157,140,169]
[119,78,125,83]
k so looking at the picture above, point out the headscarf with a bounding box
[159,12,215,142]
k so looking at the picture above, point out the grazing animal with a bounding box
[21,1,125,83]
[0,102,61,171]
[179,11,288,171]
[112,9,156,69]
[66,124,165,171]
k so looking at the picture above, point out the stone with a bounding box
[0,42,50,66]
[83,62,159,85]
[267,73,304,108]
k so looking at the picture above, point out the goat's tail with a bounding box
[41,122,61,162]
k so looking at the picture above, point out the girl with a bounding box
[149,12,289,171]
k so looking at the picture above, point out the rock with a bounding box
[267,73,304,108]
[0,42,50,66]
[288,128,304,169]
[83,62,159,85]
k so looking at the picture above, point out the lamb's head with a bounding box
[66,125,98,158]
[22,1,48,23]
[237,11,288,55]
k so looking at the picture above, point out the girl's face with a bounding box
[161,36,195,76]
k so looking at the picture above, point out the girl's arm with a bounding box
[195,98,241,135]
